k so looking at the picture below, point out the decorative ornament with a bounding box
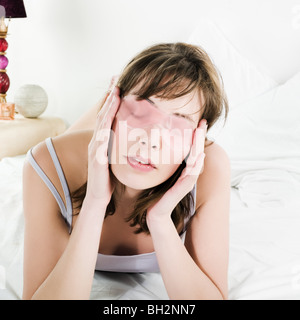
[14,84,48,118]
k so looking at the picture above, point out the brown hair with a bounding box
[71,42,228,234]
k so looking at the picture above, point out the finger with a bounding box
[95,137,110,165]
[183,152,205,178]
[188,119,207,153]
[94,93,120,148]
[101,86,120,114]
[169,152,205,203]
[97,86,117,119]
[91,87,120,146]
[190,152,206,176]
[98,76,121,114]
[195,118,208,147]
[186,126,206,167]
[193,119,207,147]
[95,87,120,133]
[97,75,120,111]
[101,76,119,105]
[110,75,119,87]
[101,89,121,129]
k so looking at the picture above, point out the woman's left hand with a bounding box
[146,119,208,223]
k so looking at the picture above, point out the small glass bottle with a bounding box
[0,102,15,120]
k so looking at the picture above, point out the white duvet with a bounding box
[1,154,300,300]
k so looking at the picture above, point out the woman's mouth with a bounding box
[126,156,156,172]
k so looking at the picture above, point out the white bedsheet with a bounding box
[1,155,300,300]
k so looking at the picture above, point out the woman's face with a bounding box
[109,89,202,190]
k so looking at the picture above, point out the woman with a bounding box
[22,42,231,300]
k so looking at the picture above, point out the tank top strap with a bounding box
[45,137,73,231]
[26,137,73,233]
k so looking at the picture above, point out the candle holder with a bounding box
[0,1,27,120]
[0,16,11,119]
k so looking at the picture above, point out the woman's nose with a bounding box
[138,128,161,150]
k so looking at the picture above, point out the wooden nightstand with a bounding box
[0,114,67,159]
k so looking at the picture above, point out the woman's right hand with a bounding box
[85,85,121,208]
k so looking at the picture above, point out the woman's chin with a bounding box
[110,164,158,190]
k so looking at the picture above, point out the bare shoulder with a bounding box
[30,130,93,195]
[53,130,93,190]
[195,140,231,209]
[204,140,230,168]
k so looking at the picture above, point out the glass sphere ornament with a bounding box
[0,39,8,52]
[14,84,48,118]
[0,55,8,69]
[0,72,10,94]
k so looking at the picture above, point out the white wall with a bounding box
[5,0,300,126]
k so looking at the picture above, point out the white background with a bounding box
[5,0,300,126]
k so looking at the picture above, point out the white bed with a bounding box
[1,20,300,300]
[1,154,300,300]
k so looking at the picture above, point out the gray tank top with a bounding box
[26,137,197,273]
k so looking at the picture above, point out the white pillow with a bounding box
[188,19,278,109]
[215,71,300,185]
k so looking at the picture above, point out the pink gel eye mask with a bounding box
[115,95,195,148]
